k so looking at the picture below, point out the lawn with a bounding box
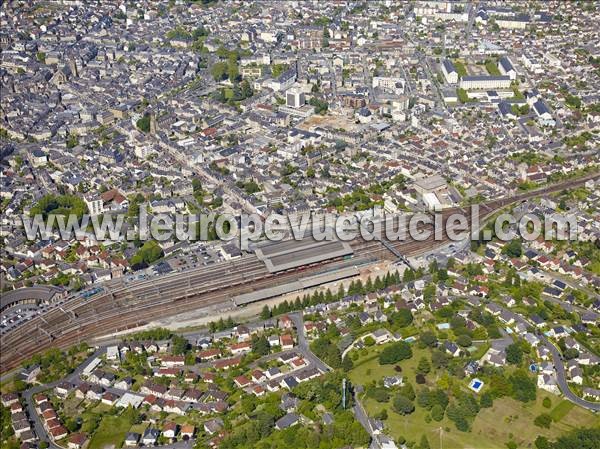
[348,344,427,387]
[452,60,468,77]
[485,60,501,76]
[549,400,574,421]
[348,345,600,449]
[88,415,131,449]
[129,423,148,435]
[360,389,599,449]
[473,392,599,448]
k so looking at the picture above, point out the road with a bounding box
[288,312,331,373]
[3,173,599,374]
[22,347,106,449]
[489,300,600,412]
[538,334,600,412]
[18,311,338,447]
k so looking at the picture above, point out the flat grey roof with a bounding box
[256,238,325,258]
[233,281,303,306]
[263,240,354,273]
[233,265,359,306]
[299,266,359,288]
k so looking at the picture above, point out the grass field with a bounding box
[549,400,575,421]
[452,60,468,77]
[348,344,600,449]
[88,415,131,449]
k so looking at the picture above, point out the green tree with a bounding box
[420,331,437,348]
[506,343,523,365]
[136,114,151,132]
[260,305,271,320]
[379,341,413,365]
[416,357,431,375]
[391,309,413,328]
[392,394,415,415]
[509,369,536,403]
[210,62,228,81]
[456,334,472,348]
[534,413,552,429]
[252,335,270,356]
[430,404,444,421]
[480,392,493,408]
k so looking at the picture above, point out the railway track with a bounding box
[2,173,597,372]
[0,241,389,371]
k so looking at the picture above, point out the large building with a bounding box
[459,75,511,90]
[286,88,305,108]
[373,77,405,94]
[442,59,458,84]
[498,56,517,80]
[496,15,530,29]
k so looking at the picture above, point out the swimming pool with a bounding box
[469,378,484,393]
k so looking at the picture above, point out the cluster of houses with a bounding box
[2,392,37,445]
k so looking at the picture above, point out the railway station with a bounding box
[254,237,354,273]
[232,265,360,306]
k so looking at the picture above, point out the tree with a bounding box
[456,334,472,348]
[375,408,388,421]
[542,397,552,409]
[391,309,414,328]
[379,341,413,365]
[252,335,270,356]
[130,240,163,268]
[369,387,390,403]
[503,239,523,258]
[564,348,579,360]
[171,335,188,355]
[364,336,376,346]
[260,305,271,320]
[509,369,536,403]
[400,382,415,401]
[479,392,493,408]
[417,357,431,375]
[534,413,552,429]
[228,63,240,82]
[416,373,426,384]
[506,343,523,365]
[392,394,415,415]
[240,79,253,99]
[548,428,600,449]
[210,62,228,81]
[431,404,444,421]
[342,356,354,372]
[420,331,437,348]
[136,114,151,133]
[419,434,431,449]
[431,350,448,369]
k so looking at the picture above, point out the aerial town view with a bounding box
[1,1,599,449]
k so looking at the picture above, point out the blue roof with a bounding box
[442,59,456,74]
[499,56,515,73]
[533,100,551,116]
[498,101,512,116]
